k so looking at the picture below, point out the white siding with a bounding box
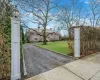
[28,29,60,42]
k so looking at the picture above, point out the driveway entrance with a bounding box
[25,52,100,80]
[23,44,75,78]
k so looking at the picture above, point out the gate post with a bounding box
[11,10,20,80]
[74,27,80,58]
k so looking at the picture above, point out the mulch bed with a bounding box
[0,76,10,80]
[68,50,100,59]
[80,49,100,58]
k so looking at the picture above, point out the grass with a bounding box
[36,41,71,55]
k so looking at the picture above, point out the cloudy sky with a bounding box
[20,0,91,36]
[23,0,90,26]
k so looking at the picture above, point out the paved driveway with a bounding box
[23,44,75,78]
[26,52,100,80]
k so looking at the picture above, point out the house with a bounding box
[27,28,60,42]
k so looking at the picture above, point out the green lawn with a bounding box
[36,41,71,55]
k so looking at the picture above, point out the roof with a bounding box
[28,28,60,36]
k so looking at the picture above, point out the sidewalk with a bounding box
[26,52,100,80]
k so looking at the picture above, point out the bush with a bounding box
[68,26,100,57]
[80,27,100,56]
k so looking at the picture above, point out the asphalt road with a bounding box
[23,44,75,78]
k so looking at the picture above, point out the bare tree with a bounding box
[88,0,100,27]
[57,0,82,37]
[16,0,60,45]
[57,0,91,37]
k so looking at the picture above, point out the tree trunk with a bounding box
[43,25,47,45]
[68,28,71,40]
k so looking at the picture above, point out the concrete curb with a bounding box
[34,45,76,59]
[22,49,27,76]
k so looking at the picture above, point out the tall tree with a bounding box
[16,0,60,45]
[57,0,81,37]
[88,0,100,27]
[57,0,90,37]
